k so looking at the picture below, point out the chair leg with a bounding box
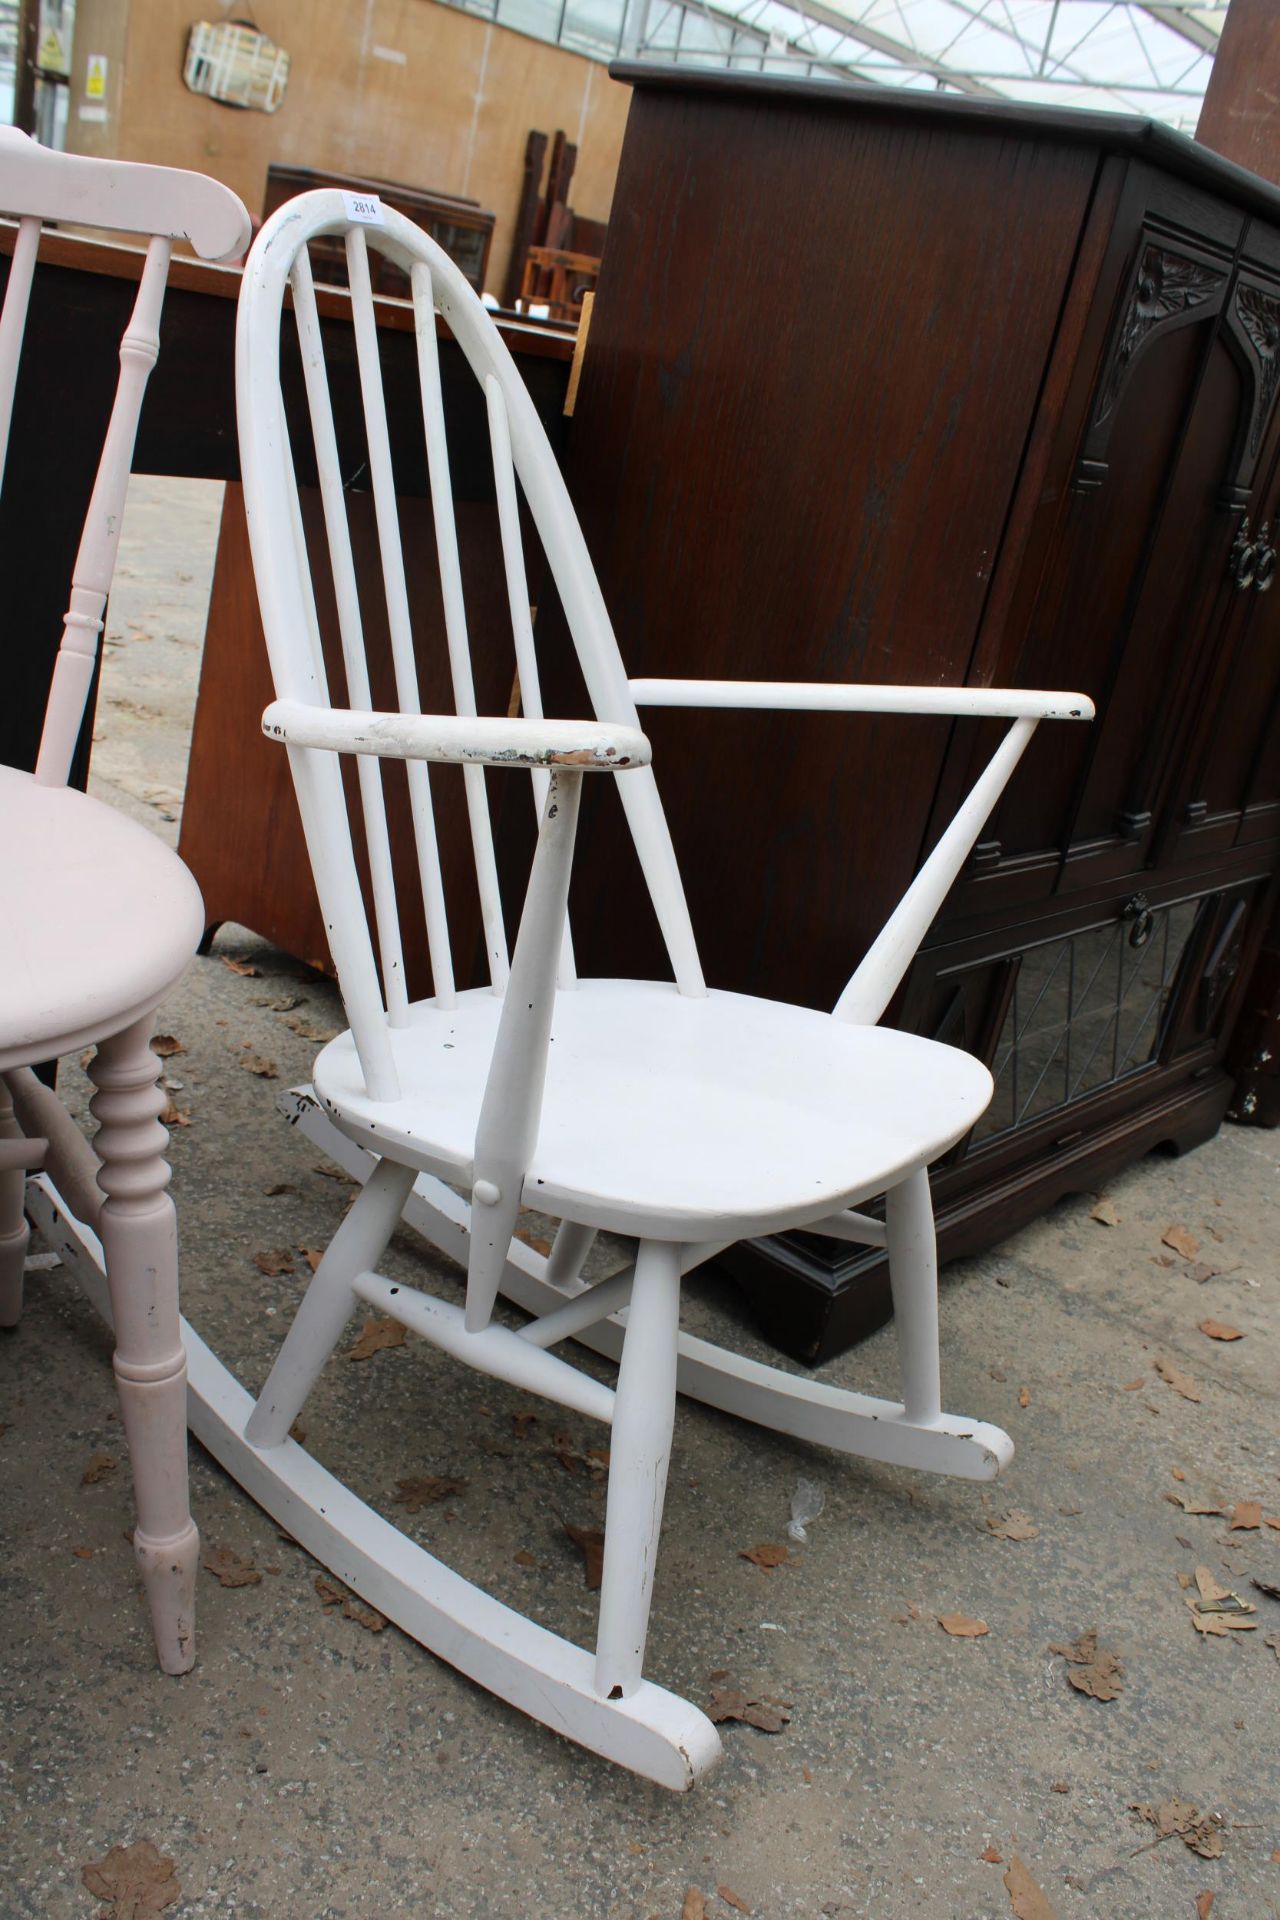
[595,1238,682,1701]
[0,1075,29,1328]
[885,1166,943,1425]
[245,1156,417,1449]
[546,1218,596,1289]
[88,1020,198,1674]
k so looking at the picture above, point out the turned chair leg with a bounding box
[595,1239,682,1701]
[885,1166,943,1425]
[0,1074,29,1328]
[245,1156,418,1449]
[89,1020,198,1675]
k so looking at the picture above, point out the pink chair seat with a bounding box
[0,766,204,1072]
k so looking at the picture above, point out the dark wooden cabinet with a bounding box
[543,67,1280,1360]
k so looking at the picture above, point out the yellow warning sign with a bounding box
[38,27,68,74]
[85,53,108,100]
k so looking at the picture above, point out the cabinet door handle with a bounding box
[1229,517,1258,592]
[1123,893,1154,947]
[1255,521,1276,593]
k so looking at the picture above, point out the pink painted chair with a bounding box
[0,131,250,1671]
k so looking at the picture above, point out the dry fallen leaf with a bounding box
[1002,1853,1059,1919]
[82,1840,181,1918]
[1155,1358,1201,1403]
[1266,1632,1280,1663]
[1196,1895,1214,1920]
[299,1247,324,1273]
[313,1573,386,1630]
[82,1451,117,1485]
[1229,1502,1262,1530]
[1130,1797,1224,1859]
[980,1844,1003,1863]
[1198,1319,1242,1342]
[263,1182,295,1197]
[738,1543,797,1573]
[254,1248,295,1277]
[938,1613,989,1637]
[283,1014,339,1043]
[563,1521,605,1590]
[391,1474,467,1514]
[1018,1387,1031,1408]
[239,1054,278,1079]
[1251,1575,1280,1602]
[512,1411,539,1440]
[1121,1378,1145,1391]
[1186,1565,1256,1636]
[347,1317,406,1362]
[1186,1264,1219,1284]
[682,1892,707,1920]
[201,1546,261,1589]
[1165,1492,1225,1516]
[159,1099,191,1128]
[73,1545,95,1560]
[986,1509,1040,1541]
[705,1687,791,1734]
[513,1548,536,1568]
[341,1596,387,1632]
[717,1888,752,1915]
[1090,1197,1120,1226]
[220,955,258,976]
[1049,1627,1123,1701]
[150,1034,184,1058]
[514,1226,553,1257]
[1162,1225,1200,1261]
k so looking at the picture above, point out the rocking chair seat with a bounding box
[0,764,204,1070]
[312,979,993,1240]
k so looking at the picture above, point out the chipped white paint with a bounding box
[261,701,650,770]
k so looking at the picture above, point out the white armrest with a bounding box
[628,678,1094,722]
[262,702,651,771]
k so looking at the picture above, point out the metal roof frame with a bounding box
[630,0,1229,131]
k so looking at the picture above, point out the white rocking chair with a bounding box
[0,131,250,1670]
[218,192,1091,1786]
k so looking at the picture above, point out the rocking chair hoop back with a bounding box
[230,187,1095,1787]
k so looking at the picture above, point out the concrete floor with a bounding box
[1,480,1278,1920]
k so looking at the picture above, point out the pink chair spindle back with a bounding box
[0,129,249,785]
